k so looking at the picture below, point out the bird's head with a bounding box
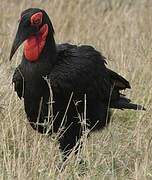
[10,8,55,62]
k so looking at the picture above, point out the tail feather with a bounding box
[110,96,146,110]
[108,69,131,90]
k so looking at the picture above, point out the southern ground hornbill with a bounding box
[10,8,145,160]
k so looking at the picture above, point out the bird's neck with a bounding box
[41,31,57,65]
[22,31,57,82]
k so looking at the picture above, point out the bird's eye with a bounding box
[31,12,43,26]
[32,18,41,25]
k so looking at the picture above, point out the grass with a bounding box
[0,0,152,179]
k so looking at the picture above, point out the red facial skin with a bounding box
[31,12,43,26]
[23,12,48,62]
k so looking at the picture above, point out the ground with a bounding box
[0,0,152,179]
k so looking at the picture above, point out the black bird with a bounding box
[10,8,145,160]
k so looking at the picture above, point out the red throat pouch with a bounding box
[24,24,48,62]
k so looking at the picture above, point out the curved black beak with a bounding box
[9,31,25,61]
[9,21,28,61]
[9,21,38,61]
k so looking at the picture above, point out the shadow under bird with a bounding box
[10,8,145,161]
